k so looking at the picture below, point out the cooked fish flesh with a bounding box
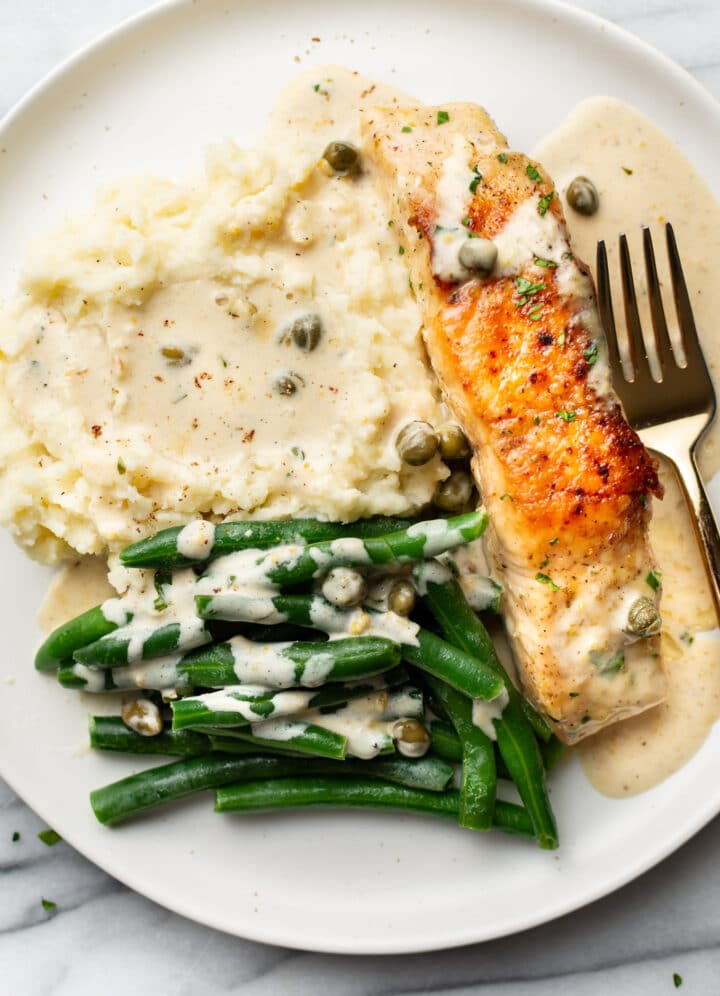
[361,102,665,743]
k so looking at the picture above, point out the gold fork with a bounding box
[596,223,720,616]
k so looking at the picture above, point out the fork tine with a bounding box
[619,234,653,386]
[666,222,705,374]
[641,226,671,377]
[595,239,623,375]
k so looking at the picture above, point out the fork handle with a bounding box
[665,449,720,621]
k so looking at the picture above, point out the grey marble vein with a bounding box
[2,1,720,993]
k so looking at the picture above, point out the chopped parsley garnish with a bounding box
[569,691,579,698]
[499,493,514,501]
[38,829,62,847]
[469,165,482,193]
[497,152,508,164]
[646,569,663,591]
[401,125,413,133]
[291,446,305,459]
[398,246,405,255]
[558,329,566,348]
[41,898,57,913]
[533,416,540,426]
[621,166,633,175]
[590,649,626,674]
[539,556,549,569]
[556,410,577,422]
[515,276,545,307]
[526,163,542,183]
[673,973,683,988]
[388,219,394,227]
[562,250,574,260]
[12,831,20,842]
[534,257,558,268]
[313,83,321,92]
[640,494,648,507]
[538,191,554,216]
[549,537,559,545]
[437,110,450,125]
[528,304,544,321]
[153,570,171,612]
[535,572,559,591]
[584,341,599,365]
[117,458,126,475]
[680,631,695,647]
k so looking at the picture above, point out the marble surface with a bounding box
[2,0,720,991]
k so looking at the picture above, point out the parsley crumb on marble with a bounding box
[41,898,57,913]
[38,829,62,846]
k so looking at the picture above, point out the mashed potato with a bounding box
[0,68,449,563]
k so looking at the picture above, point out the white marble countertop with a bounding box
[2,1,720,992]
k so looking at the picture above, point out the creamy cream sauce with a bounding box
[37,556,115,633]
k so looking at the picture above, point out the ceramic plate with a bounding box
[1,0,719,954]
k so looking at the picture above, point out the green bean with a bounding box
[60,637,402,694]
[170,674,404,732]
[35,604,132,672]
[424,676,495,830]
[215,778,534,838]
[89,716,212,756]
[540,735,565,773]
[428,720,463,764]
[89,754,309,825]
[73,620,211,669]
[120,517,416,569]
[402,629,505,701]
[195,722,348,760]
[422,577,558,849]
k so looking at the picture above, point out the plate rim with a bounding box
[1,0,719,954]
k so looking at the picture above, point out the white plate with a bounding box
[1,0,719,955]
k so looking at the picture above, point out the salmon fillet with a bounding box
[360,102,665,743]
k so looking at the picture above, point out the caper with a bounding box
[396,420,439,466]
[274,372,304,396]
[121,698,163,737]
[289,313,323,352]
[566,175,599,217]
[392,719,431,758]
[458,237,498,274]
[625,596,662,638]
[434,470,474,512]
[388,579,416,617]
[321,567,368,609]
[438,424,471,461]
[322,141,359,173]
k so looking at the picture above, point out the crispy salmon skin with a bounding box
[361,102,665,742]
